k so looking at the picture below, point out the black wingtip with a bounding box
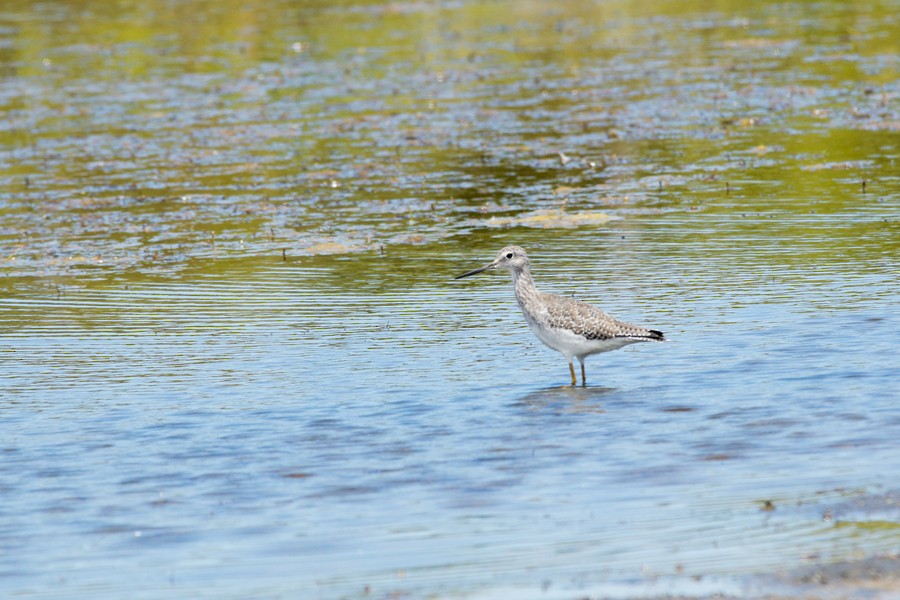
[649,329,665,341]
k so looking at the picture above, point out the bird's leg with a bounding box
[568,362,577,386]
[580,360,586,387]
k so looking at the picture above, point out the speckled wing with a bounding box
[541,293,664,341]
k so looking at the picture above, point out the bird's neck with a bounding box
[510,266,541,310]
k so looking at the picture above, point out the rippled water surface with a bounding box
[1,0,899,598]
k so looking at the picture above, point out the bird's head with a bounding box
[454,245,530,279]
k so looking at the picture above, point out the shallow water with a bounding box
[1,0,899,598]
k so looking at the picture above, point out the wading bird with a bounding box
[455,245,664,386]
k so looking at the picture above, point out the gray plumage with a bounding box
[541,293,663,342]
[455,245,664,386]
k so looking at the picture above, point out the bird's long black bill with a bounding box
[454,264,493,279]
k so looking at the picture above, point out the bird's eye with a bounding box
[506,252,513,259]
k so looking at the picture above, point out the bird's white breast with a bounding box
[524,317,635,360]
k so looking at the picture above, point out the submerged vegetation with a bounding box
[1,1,898,598]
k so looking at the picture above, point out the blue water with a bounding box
[2,232,898,598]
[2,0,900,596]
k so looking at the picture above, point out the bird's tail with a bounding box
[645,329,665,342]
[617,328,665,342]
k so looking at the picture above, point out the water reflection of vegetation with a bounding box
[1,0,897,303]
[1,4,898,596]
